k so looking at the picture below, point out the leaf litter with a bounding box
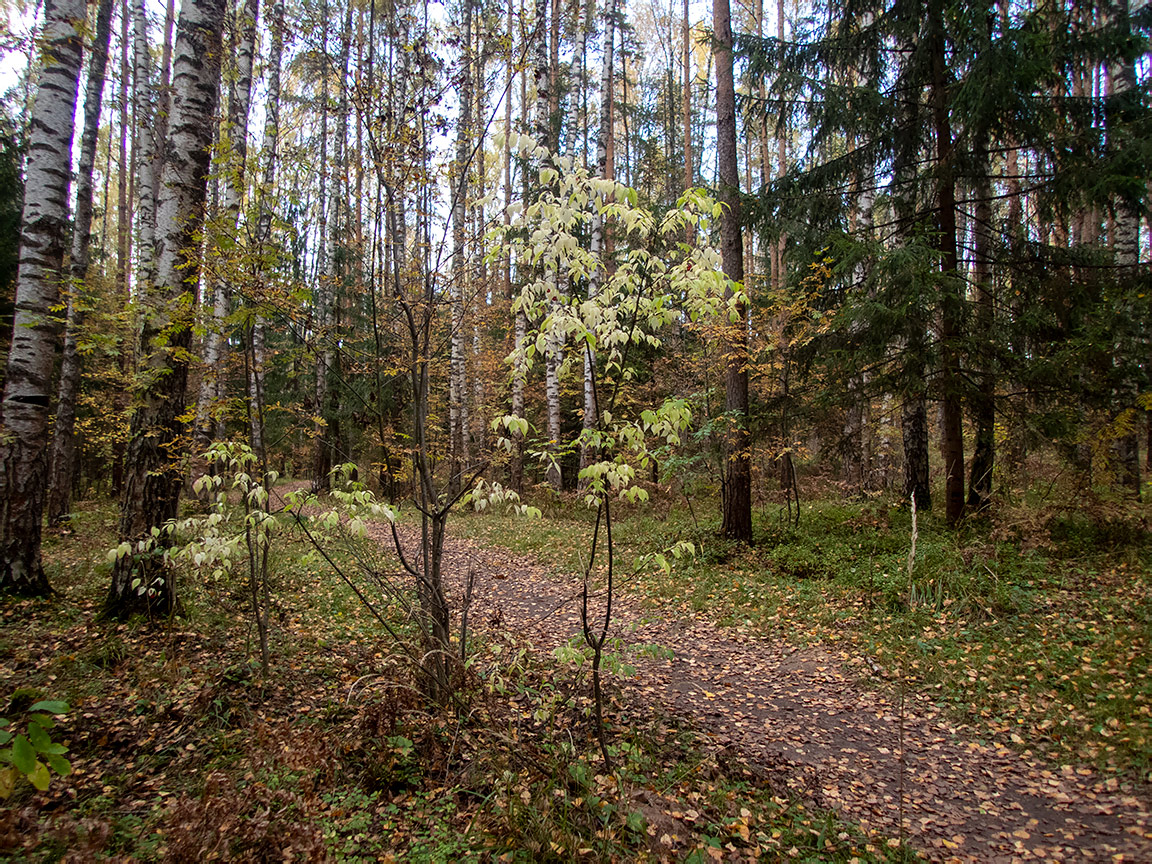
[446,522,1152,863]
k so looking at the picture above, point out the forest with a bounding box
[0,0,1149,858]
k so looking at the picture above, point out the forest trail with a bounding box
[400,523,1152,864]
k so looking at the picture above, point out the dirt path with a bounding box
[411,525,1152,863]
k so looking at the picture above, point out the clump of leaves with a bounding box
[0,700,71,798]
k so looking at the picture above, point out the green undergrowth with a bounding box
[456,489,1152,781]
[1,496,907,862]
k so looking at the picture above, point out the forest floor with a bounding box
[435,513,1152,862]
[1,487,1150,862]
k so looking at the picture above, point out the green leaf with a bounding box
[28,760,50,791]
[27,722,51,753]
[27,713,54,730]
[46,754,71,777]
[0,730,10,746]
[30,701,68,715]
[11,735,35,774]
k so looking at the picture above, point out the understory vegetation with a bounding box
[2,492,917,863]
[1,454,1147,861]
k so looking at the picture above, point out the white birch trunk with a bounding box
[532,0,563,490]
[48,0,115,527]
[249,0,283,462]
[471,25,486,450]
[450,0,473,484]
[312,5,332,491]
[579,0,615,482]
[109,0,227,616]
[132,0,159,289]
[195,0,259,445]
[0,0,86,595]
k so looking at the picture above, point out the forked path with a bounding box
[395,524,1151,863]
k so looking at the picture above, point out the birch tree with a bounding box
[449,0,473,492]
[108,0,227,617]
[195,0,260,446]
[0,0,86,595]
[579,0,615,480]
[48,0,116,527]
[248,0,285,463]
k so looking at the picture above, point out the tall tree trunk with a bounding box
[312,4,332,492]
[842,10,875,496]
[533,0,563,490]
[108,0,227,618]
[1109,0,1141,496]
[548,0,560,151]
[714,0,752,542]
[116,1,130,303]
[471,22,487,450]
[682,0,691,193]
[930,0,964,524]
[195,0,259,446]
[48,0,115,527]
[450,0,473,493]
[325,0,353,473]
[774,0,786,292]
[966,12,995,512]
[894,14,931,510]
[580,0,615,482]
[132,0,158,289]
[0,0,86,596]
[249,0,283,464]
[967,166,995,510]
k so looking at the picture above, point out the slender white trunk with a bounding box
[312,4,332,490]
[532,0,563,489]
[450,0,473,483]
[195,0,259,444]
[249,0,283,462]
[133,0,158,288]
[471,27,486,449]
[48,0,115,527]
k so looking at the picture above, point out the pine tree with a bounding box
[715,0,752,542]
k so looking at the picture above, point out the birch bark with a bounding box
[108,0,227,617]
[195,0,259,446]
[48,0,116,527]
[450,0,473,490]
[249,0,284,463]
[0,0,86,595]
[579,0,615,482]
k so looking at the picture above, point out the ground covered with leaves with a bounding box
[451,488,1152,861]
[2,497,914,863]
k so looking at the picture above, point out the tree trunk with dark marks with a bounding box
[0,0,86,596]
[47,0,115,528]
[930,0,964,524]
[107,0,227,618]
